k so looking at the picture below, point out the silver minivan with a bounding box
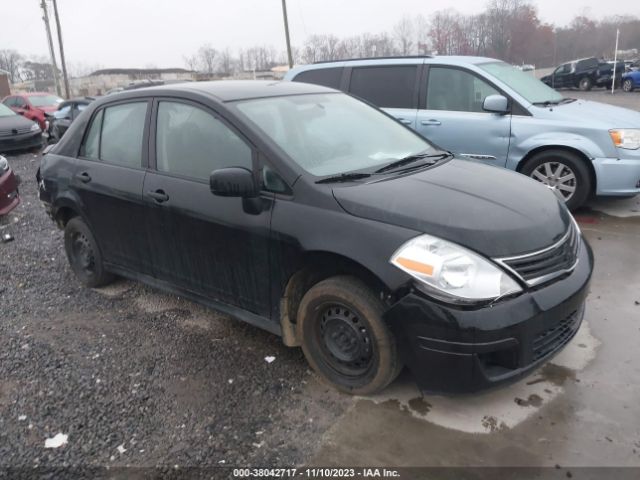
[285,56,640,209]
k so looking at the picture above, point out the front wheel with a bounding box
[578,77,593,91]
[64,217,114,288]
[521,150,592,210]
[623,79,634,92]
[297,276,402,395]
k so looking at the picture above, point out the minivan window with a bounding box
[100,102,147,168]
[349,66,416,109]
[478,61,563,104]
[293,67,343,89]
[156,101,252,180]
[427,67,499,113]
[235,93,433,176]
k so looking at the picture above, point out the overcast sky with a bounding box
[2,0,638,71]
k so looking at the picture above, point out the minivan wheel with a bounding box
[64,217,114,288]
[297,276,402,395]
[521,150,592,210]
[623,79,634,92]
[578,77,592,91]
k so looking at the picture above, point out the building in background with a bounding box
[68,68,196,96]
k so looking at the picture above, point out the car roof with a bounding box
[121,80,337,102]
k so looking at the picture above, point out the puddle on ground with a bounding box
[363,320,600,434]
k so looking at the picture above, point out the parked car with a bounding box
[0,102,43,153]
[285,56,640,210]
[48,97,95,143]
[540,57,624,90]
[38,81,593,395]
[0,155,20,216]
[622,70,640,92]
[1,92,63,130]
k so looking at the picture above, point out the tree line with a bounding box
[2,0,638,84]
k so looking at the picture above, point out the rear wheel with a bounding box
[578,77,592,91]
[521,149,592,210]
[297,276,401,395]
[64,217,114,288]
[623,79,634,92]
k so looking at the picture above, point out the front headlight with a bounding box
[390,234,522,303]
[30,122,41,132]
[609,129,640,150]
[0,155,8,172]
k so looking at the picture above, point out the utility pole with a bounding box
[281,0,293,69]
[611,28,620,95]
[40,0,62,96]
[52,0,70,98]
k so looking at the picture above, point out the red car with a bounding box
[2,92,63,130]
[0,155,19,216]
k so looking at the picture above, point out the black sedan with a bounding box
[48,97,95,143]
[37,81,593,395]
[0,103,43,153]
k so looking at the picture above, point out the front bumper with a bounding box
[0,168,20,216]
[385,237,593,394]
[593,156,640,196]
[0,132,43,153]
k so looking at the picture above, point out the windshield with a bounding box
[478,62,564,104]
[28,94,63,107]
[234,93,434,176]
[0,103,16,117]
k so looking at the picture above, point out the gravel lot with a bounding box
[1,89,639,475]
[0,151,350,471]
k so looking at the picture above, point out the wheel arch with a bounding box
[516,145,597,195]
[279,251,393,347]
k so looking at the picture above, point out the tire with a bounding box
[64,217,114,288]
[297,276,402,395]
[578,77,592,91]
[521,149,592,211]
[623,79,634,92]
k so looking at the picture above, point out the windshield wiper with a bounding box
[374,151,451,174]
[315,172,372,184]
[532,100,561,106]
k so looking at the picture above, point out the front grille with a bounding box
[498,222,580,286]
[532,308,581,361]
[0,126,32,137]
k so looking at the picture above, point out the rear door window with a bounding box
[79,102,147,168]
[348,66,417,109]
[292,68,343,89]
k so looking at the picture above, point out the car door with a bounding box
[347,64,419,129]
[415,66,511,168]
[551,63,571,88]
[142,98,272,317]
[73,99,154,275]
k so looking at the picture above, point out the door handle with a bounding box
[396,117,412,125]
[147,189,169,203]
[75,171,92,183]
[421,119,441,126]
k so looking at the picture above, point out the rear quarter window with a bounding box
[348,66,417,109]
[292,67,343,89]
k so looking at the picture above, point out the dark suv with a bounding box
[541,57,624,90]
[37,81,593,395]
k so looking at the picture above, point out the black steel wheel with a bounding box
[297,276,402,395]
[64,217,114,288]
[579,77,592,91]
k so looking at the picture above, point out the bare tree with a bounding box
[183,54,199,72]
[198,45,218,74]
[394,16,415,55]
[0,49,23,83]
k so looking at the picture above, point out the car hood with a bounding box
[542,99,640,128]
[0,114,36,130]
[332,159,572,258]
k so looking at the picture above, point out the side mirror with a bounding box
[210,167,257,198]
[483,94,509,114]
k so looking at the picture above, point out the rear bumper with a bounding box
[593,156,640,196]
[0,132,43,153]
[0,168,20,216]
[384,237,593,394]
